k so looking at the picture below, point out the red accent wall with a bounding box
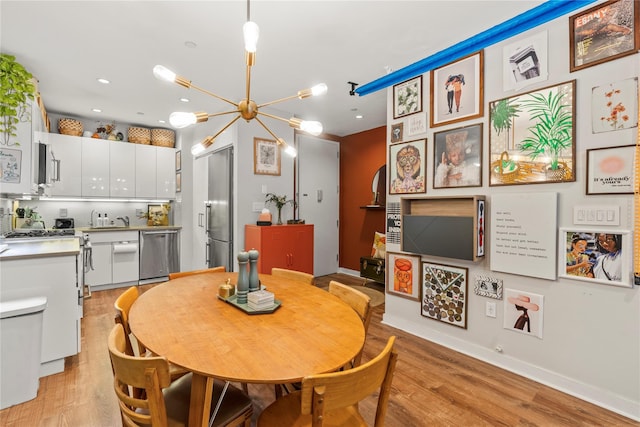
[339,126,386,271]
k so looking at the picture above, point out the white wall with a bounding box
[383,13,639,422]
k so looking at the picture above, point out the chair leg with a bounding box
[274,384,283,399]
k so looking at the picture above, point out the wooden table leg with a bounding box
[189,373,214,427]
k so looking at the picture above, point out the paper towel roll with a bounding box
[112,243,138,254]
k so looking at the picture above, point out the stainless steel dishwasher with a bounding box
[139,230,180,281]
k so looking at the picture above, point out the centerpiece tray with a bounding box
[217,294,282,315]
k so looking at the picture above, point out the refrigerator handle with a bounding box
[205,204,211,234]
[205,241,211,266]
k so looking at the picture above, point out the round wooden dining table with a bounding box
[129,272,365,427]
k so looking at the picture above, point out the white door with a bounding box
[297,134,339,276]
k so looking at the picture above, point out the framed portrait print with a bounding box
[591,78,638,133]
[489,80,576,186]
[253,137,281,176]
[430,51,484,128]
[569,0,639,72]
[503,289,543,339]
[147,204,169,226]
[386,252,420,301]
[586,145,635,195]
[389,139,426,194]
[393,76,423,119]
[558,228,632,288]
[420,262,468,329]
[433,123,482,189]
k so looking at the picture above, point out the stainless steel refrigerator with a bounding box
[206,146,233,271]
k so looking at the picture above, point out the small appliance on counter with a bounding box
[54,218,75,229]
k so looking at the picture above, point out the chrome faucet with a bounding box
[116,216,130,227]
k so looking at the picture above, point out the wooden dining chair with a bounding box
[108,324,253,427]
[271,268,314,285]
[114,286,188,381]
[168,266,226,280]
[259,336,398,427]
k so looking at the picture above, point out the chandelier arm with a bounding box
[254,116,284,145]
[206,115,244,146]
[189,82,239,107]
[245,59,252,104]
[207,109,242,119]
[257,94,300,109]
[256,111,290,124]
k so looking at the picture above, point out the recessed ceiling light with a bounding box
[180,98,190,103]
[355,115,363,119]
[158,119,166,124]
[136,112,145,115]
[92,108,102,113]
[97,78,110,84]
[185,41,197,48]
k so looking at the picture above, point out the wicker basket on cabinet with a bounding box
[58,118,83,136]
[128,127,151,144]
[151,128,175,148]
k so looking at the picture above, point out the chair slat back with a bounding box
[108,324,172,427]
[271,268,314,285]
[299,336,398,427]
[168,266,226,280]
[114,286,146,357]
[328,280,372,366]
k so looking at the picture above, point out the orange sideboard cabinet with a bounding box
[244,224,314,274]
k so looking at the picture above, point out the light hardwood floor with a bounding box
[1,273,637,426]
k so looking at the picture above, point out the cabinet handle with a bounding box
[205,205,211,234]
[205,242,210,265]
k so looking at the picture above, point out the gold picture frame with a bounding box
[253,137,281,176]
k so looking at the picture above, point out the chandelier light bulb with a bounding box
[311,83,328,96]
[153,65,176,83]
[169,112,197,128]
[299,120,323,136]
[243,21,259,53]
[190,143,206,156]
[285,144,298,157]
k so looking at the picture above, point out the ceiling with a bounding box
[1,1,544,139]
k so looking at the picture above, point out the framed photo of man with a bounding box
[430,50,484,128]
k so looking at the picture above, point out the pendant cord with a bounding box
[246,0,250,21]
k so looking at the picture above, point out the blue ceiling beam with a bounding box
[354,0,598,96]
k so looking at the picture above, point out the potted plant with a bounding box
[519,89,573,180]
[0,54,36,146]
[265,193,295,225]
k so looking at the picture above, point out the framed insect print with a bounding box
[430,51,484,128]
[386,252,420,301]
[420,262,468,329]
[254,137,281,176]
[389,139,426,195]
[393,76,423,119]
[569,0,639,72]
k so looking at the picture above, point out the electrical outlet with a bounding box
[486,301,497,318]
[59,208,68,217]
[252,202,264,212]
[261,184,267,194]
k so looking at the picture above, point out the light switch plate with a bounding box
[59,208,68,217]
[573,205,620,226]
[252,202,264,212]
[486,301,497,318]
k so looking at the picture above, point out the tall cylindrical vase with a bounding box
[277,208,283,225]
[248,249,259,292]
[237,251,249,304]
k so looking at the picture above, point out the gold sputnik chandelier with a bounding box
[153,0,327,156]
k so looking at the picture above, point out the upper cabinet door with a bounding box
[81,138,110,197]
[156,147,176,199]
[48,133,82,197]
[135,144,156,198]
[110,142,135,197]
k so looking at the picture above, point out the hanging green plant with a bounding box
[0,54,36,145]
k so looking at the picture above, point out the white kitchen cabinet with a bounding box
[0,250,81,377]
[156,147,176,199]
[81,138,110,197]
[47,133,82,196]
[84,230,139,289]
[135,144,176,199]
[110,142,135,197]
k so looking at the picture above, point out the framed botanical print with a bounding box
[253,137,281,176]
[586,145,635,195]
[386,252,420,301]
[433,123,482,189]
[559,228,633,288]
[489,80,576,186]
[393,76,423,119]
[389,139,426,194]
[569,0,639,72]
[591,78,638,133]
[430,51,484,128]
[420,262,468,329]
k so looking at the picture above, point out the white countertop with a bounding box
[0,238,80,260]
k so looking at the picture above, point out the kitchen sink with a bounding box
[89,226,130,230]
